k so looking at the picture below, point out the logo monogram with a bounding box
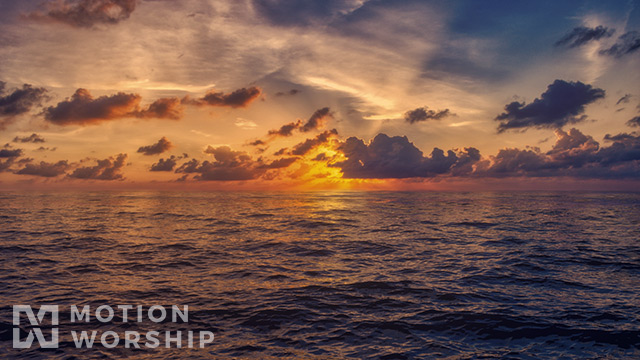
[13,305,59,349]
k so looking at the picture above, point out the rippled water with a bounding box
[0,191,639,359]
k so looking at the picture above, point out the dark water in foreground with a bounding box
[0,191,639,359]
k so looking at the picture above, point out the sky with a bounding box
[0,0,639,190]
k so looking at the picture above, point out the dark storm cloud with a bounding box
[327,127,640,179]
[187,87,262,108]
[300,107,331,132]
[25,0,137,28]
[543,128,600,168]
[627,116,640,127]
[13,133,45,143]
[68,153,128,180]
[449,147,481,176]
[333,133,480,179]
[476,128,640,178]
[150,155,179,172]
[291,129,338,156]
[0,82,48,129]
[404,107,451,124]
[16,160,70,177]
[599,31,640,57]
[495,80,605,132]
[137,137,173,156]
[603,133,637,142]
[44,89,181,125]
[598,132,640,166]
[555,26,615,48]
[477,147,549,177]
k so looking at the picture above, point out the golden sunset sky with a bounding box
[0,0,639,190]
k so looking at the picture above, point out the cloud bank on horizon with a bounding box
[0,0,639,189]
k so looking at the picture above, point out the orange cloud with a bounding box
[44,89,182,125]
[68,153,128,180]
[137,137,174,156]
[185,86,262,108]
[25,0,137,28]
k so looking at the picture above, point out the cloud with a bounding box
[495,80,605,132]
[404,106,451,124]
[68,153,128,180]
[0,148,24,158]
[616,94,632,105]
[137,137,173,156]
[44,88,139,125]
[262,107,333,142]
[134,97,183,120]
[599,132,640,167]
[291,129,338,156]
[275,89,300,96]
[176,147,259,181]
[235,118,258,130]
[187,87,262,108]
[150,155,179,172]
[175,146,297,181]
[13,133,45,143]
[258,157,298,169]
[545,128,599,167]
[0,144,23,172]
[555,26,615,48]
[478,128,640,178]
[333,133,480,178]
[326,128,640,180]
[44,89,181,125]
[268,120,302,137]
[313,153,329,161]
[36,146,57,152]
[25,0,137,28]
[627,116,640,127]
[251,0,365,27]
[175,158,200,174]
[0,159,15,172]
[300,107,331,132]
[478,147,548,177]
[0,82,48,129]
[599,31,640,57]
[16,160,70,177]
[248,139,266,146]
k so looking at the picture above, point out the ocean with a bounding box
[0,191,639,359]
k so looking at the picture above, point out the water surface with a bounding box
[0,192,639,359]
